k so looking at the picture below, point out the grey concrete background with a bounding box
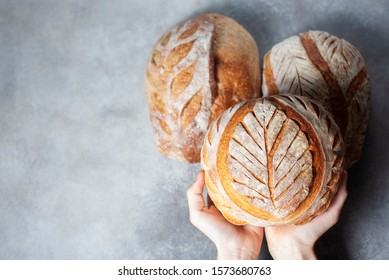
[0,0,388,260]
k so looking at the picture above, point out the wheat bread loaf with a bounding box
[262,30,370,168]
[201,95,345,226]
[145,13,261,163]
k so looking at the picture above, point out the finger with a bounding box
[187,171,206,213]
[207,193,215,208]
[316,171,348,226]
[328,171,348,212]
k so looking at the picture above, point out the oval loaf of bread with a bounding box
[145,13,261,163]
[201,95,345,226]
[262,30,370,169]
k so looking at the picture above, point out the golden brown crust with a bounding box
[207,14,261,118]
[300,32,348,136]
[145,13,261,163]
[263,51,278,95]
[201,95,345,226]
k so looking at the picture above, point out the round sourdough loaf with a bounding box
[145,13,261,163]
[201,95,345,226]
[262,30,370,169]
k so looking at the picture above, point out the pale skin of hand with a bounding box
[265,171,348,260]
[187,170,348,260]
[187,170,263,260]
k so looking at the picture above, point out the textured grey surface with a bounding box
[0,0,388,259]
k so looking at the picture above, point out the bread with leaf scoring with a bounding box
[145,13,261,163]
[201,95,345,226]
[262,30,370,168]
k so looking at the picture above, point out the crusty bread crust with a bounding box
[262,30,370,168]
[201,95,345,226]
[145,13,261,163]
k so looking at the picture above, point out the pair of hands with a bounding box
[187,171,348,260]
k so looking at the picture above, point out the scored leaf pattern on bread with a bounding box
[201,103,247,223]
[228,100,312,218]
[266,36,330,109]
[263,30,370,168]
[310,31,365,94]
[278,95,344,221]
[201,95,344,225]
[145,18,214,162]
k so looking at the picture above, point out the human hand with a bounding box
[187,171,264,260]
[265,171,348,259]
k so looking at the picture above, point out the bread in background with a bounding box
[145,13,261,163]
[262,30,370,169]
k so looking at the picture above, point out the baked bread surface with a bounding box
[263,30,370,168]
[145,13,261,163]
[201,95,345,226]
